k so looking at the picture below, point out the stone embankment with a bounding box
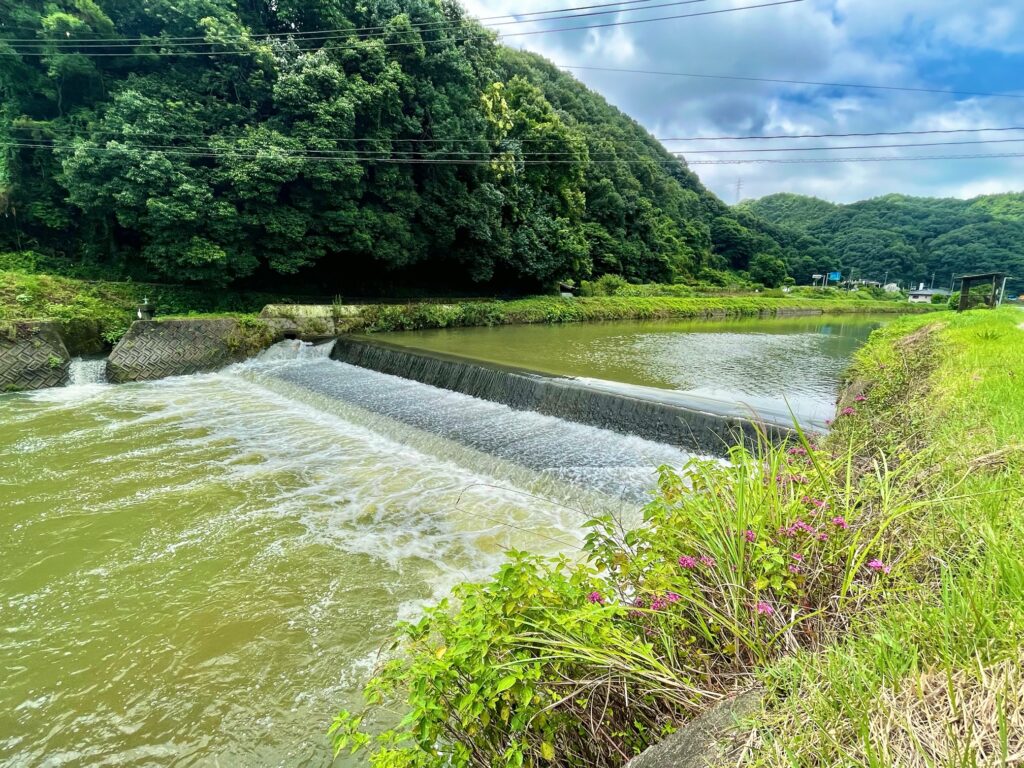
[0,321,71,391]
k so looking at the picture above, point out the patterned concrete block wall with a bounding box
[107,319,252,383]
[0,322,71,391]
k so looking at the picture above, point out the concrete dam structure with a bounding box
[331,336,796,456]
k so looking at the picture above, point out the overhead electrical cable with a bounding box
[7,140,1024,167]
[0,0,710,50]
[0,0,662,44]
[557,64,1024,100]
[0,0,805,57]
[17,125,1024,144]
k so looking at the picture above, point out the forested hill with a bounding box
[740,192,1024,290]
[0,0,791,292]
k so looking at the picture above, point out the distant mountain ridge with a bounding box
[739,192,1024,291]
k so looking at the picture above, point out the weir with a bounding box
[331,337,797,456]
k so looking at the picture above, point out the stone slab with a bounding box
[106,318,271,383]
[626,690,761,768]
[0,321,71,391]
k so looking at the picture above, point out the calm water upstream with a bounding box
[378,314,890,423]
[0,346,690,767]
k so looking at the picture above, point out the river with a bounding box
[0,315,885,766]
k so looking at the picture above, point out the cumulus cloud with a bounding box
[460,0,1024,202]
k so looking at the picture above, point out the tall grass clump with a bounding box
[331,430,923,768]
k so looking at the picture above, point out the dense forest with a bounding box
[0,0,801,293]
[741,192,1024,292]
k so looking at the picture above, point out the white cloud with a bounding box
[457,0,1024,202]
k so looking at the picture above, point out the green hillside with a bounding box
[0,0,795,293]
[741,191,1024,292]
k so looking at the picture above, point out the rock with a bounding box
[625,690,761,768]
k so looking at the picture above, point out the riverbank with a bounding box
[2,267,931,350]
[331,308,1024,767]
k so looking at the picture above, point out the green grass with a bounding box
[746,308,1024,767]
[328,308,1023,768]
[344,295,931,333]
[0,268,302,350]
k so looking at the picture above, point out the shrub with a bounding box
[331,436,911,768]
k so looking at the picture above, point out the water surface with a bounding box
[0,348,690,766]
[378,314,889,423]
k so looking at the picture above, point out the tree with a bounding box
[749,252,788,288]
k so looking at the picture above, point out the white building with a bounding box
[907,282,951,304]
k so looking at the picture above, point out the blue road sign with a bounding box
[828,271,842,282]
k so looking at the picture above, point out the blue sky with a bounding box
[462,0,1024,203]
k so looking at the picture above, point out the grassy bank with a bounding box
[0,270,303,350]
[1,265,933,348]
[330,308,1023,767]
[340,296,931,333]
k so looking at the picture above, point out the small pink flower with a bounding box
[841,407,857,417]
[665,591,681,603]
[755,601,774,616]
[792,553,804,562]
[788,564,801,574]
[650,597,667,611]
[744,529,756,543]
[825,419,834,427]
[633,597,645,608]
[831,516,849,529]
[788,446,808,456]
[867,559,891,574]
[700,555,716,568]
[678,555,697,569]
[817,532,829,542]
[587,591,604,604]
[855,394,867,402]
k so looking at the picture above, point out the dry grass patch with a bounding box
[865,654,1024,767]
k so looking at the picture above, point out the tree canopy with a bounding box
[0,0,794,292]
[741,192,1024,292]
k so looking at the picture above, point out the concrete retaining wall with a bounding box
[107,318,275,383]
[0,321,71,391]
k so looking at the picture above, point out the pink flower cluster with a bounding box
[841,407,857,417]
[587,591,604,604]
[755,601,774,616]
[867,559,891,574]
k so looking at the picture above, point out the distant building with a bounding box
[907,283,951,304]
[883,283,901,293]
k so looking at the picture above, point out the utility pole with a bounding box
[930,272,936,289]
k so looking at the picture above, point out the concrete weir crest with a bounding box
[331,336,793,456]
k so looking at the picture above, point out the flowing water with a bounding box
[376,314,890,423]
[1,317,884,766]
[0,343,691,767]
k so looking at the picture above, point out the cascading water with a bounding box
[0,348,686,767]
[68,357,108,386]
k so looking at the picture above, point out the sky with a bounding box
[460,0,1024,204]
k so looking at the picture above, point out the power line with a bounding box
[5,140,1024,166]
[11,135,1024,158]
[674,137,1024,154]
[15,125,1024,145]
[0,1,805,57]
[0,0,707,50]
[0,0,661,44]
[558,64,1024,100]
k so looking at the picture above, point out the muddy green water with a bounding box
[0,316,884,766]
[1,350,687,767]
[378,314,890,423]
